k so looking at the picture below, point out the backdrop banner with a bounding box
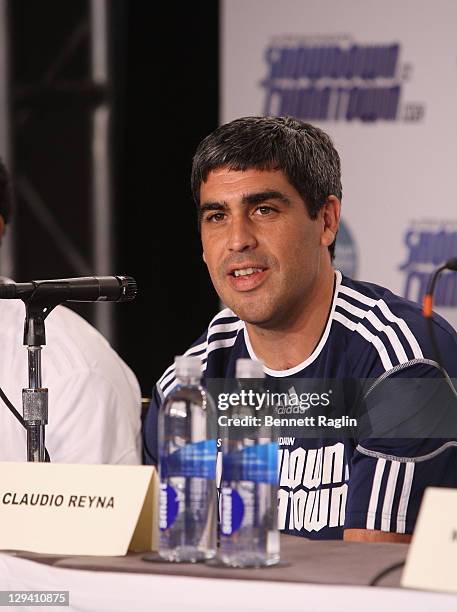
[221,0,457,329]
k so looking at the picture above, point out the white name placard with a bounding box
[402,487,457,593]
[0,462,157,556]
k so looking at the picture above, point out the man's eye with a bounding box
[207,212,226,222]
[255,206,274,215]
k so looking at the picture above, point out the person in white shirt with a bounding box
[0,160,142,463]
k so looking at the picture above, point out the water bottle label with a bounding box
[220,487,244,536]
[161,439,217,479]
[222,442,278,484]
[159,483,179,530]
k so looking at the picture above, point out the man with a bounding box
[143,116,457,541]
[0,159,142,464]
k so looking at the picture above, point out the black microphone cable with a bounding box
[0,384,51,462]
[368,560,406,587]
[422,257,457,371]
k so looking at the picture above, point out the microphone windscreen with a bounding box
[445,258,457,272]
[118,276,138,302]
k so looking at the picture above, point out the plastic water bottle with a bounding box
[158,355,217,562]
[218,358,280,567]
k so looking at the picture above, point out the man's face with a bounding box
[199,167,333,329]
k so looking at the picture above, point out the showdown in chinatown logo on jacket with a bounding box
[399,221,457,307]
[278,441,348,532]
[260,35,424,123]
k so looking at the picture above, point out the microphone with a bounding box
[0,275,137,303]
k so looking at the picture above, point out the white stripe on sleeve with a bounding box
[337,297,408,365]
[381,460,400,531]
[338,285,423,359]
[366,457,386,530]
[396,462,415,534]
[334,311,393,371]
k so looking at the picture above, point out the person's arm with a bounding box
[343,437,457,542]
[142,385,161,465]
[45,369,142,464]
[344,529,411,543]
[344,400,457,542]
[343,356,457,542]
[141,329,210,465]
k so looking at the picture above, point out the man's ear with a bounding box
[202,251,207,264]
[320,196,341,249]
[0,215,5,241]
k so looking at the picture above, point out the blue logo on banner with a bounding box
[260,36,424,123]
[222,442,278,484]
[399,225,457,307]
[334,220,358,277]
[161,439,217,480]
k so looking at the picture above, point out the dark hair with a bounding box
[191,116,342,259]
[0,157,12,225]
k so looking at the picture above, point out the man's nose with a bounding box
[227,216,258,252]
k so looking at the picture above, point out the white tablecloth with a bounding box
[1,553,456,612]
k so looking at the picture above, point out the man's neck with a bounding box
[245,268,336,371]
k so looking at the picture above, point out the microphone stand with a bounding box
[22,290,59,462]
[0,274,137,461]
[423,257,457,372]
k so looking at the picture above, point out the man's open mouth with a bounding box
[231,267,265,277]
[226,265,269,291]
